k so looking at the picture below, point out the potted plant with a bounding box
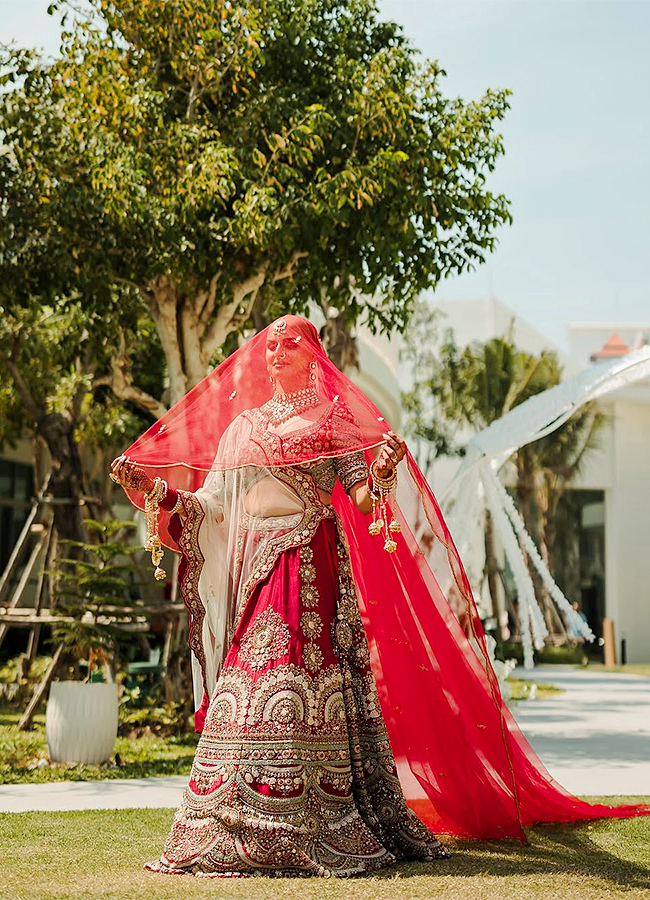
[45,519,143,765]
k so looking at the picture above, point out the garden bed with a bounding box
[0,703,198,785]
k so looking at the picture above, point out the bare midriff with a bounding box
[243,476,332,517]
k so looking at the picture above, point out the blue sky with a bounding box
[2,0,649,349]
[378,0,650,348]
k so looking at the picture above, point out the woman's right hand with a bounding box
[110,456,155,495]
[374,431,407,479]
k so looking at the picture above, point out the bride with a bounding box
[111,315,647,877]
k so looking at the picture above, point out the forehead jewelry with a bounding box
[273,318,287,335]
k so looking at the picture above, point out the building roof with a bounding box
[590,332,631,361]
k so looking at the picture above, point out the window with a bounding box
[0,460,34,573]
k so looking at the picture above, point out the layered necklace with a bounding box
[263,386,320,425]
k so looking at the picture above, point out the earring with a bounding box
[309,361,317,382]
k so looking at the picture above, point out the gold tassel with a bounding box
[144,477,168,581]
[367,463,400,553]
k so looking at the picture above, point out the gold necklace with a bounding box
[263,387,320,425]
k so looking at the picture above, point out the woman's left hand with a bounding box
[374,431,407,478]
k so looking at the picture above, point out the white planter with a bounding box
[46,681,118,765]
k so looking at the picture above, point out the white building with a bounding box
[426,300,650,664]
[565,323,650,664]
[431,296,569,363]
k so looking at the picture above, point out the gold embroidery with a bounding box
[300,611,323,640]
[299,562,317,583]
[239,607,290,671]
[153,609,447,877]
[175,492,209,692]
[335,452,369,493]
[164,448,448,878]
[236,399,369,467]
[334,621,353,652]
[303,642,324,673]
[300,584,320,608]
[245,664,316,728]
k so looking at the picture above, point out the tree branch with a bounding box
[272,250,308,283]
[71,356,89,422]
[0,347,43,421]
[112,275,145,294]
[199,261,270,367]
[197,272,220,328]
[99,330,168,419]
[180,299,206,389]
[145,276,188,405]
[186,72,200,123]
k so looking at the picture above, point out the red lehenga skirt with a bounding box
[147,518,446,877]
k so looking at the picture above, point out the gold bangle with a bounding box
[145,477,167,503]
[168,494,184,516]
[369,461,397,495]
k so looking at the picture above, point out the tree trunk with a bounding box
[37,412,89,548]
[484,508,507,640]
[321,315,359,372]
[147,264,273,406]
[515,453,565,639]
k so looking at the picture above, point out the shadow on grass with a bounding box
[371,821,650,891]
[57,756,196,781]
[0,710,40,729]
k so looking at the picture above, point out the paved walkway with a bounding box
[0,775,188,813]
[1,665,649,812]
[509,664,650,795]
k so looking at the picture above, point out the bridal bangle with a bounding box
[144,477,168,581]
[367,463,401,553]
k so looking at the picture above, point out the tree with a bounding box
[0,0,511,409]
[0,299,158,546]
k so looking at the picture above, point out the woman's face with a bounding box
[265,333,312,387]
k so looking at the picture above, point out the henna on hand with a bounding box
[374,431,407,479]
[110,456,155,494]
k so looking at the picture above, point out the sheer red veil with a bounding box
[122,315,648,840]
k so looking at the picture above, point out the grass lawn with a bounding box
[506,678,565,701]
[2,801,650,900]
[0,704,198,785]
[583,664,650,678]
